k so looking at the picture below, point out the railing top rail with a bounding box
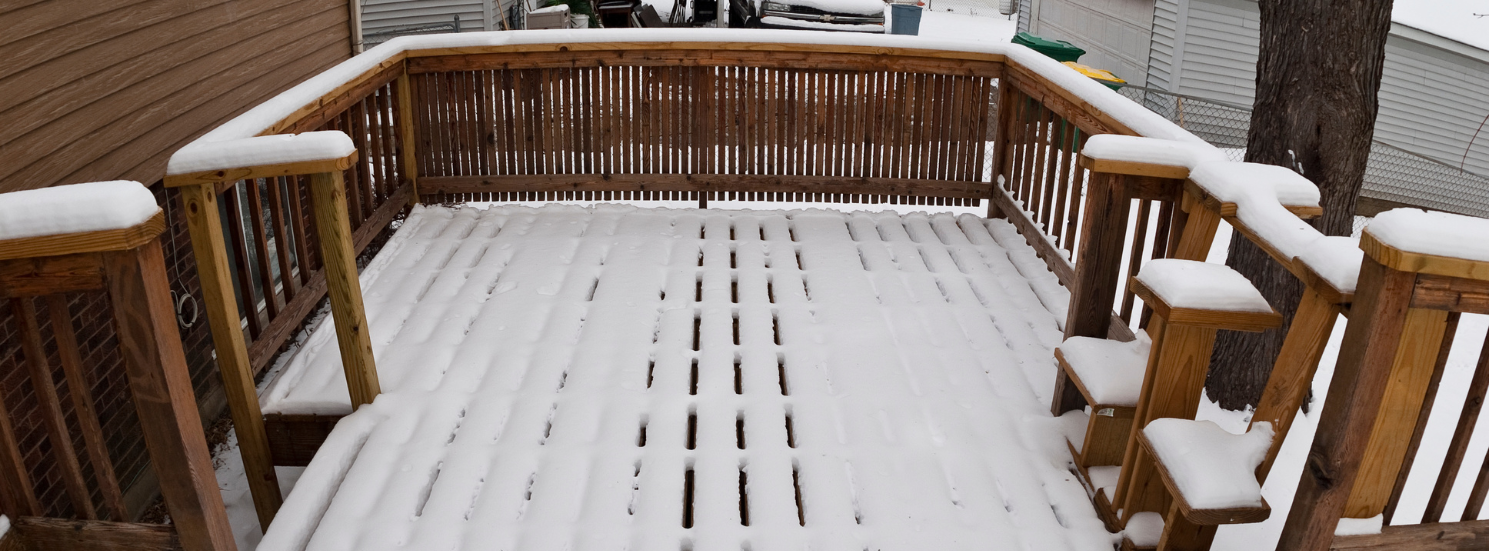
[165,29,1214,180]
[0,181,164,261]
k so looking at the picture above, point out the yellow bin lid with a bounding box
[1061,61,1126,85]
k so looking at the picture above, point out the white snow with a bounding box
[1134,259,1274,314]
[1080,135,1228,171]
[1124,511,1165,547]
[1059,335,1150,406]
[0,515,9,542]
[1334,514,1384,536]
[913,11,1018,45]
[254,203,1110,551]
[1393,0,1489,53]
[759,17,885,32]
[770,0,886,16]
[528,4,569,14]
[1368,208,1489,265]
[1188,161,1321,210]
[1296,236,1363,294]
[1143,419,1274,510]
[0,181,159,241]
[167,132,356,176]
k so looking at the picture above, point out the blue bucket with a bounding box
[890,4,922,35]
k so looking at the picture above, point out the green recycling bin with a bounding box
[1011,32,1086,63]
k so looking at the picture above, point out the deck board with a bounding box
[257,204,1107,551]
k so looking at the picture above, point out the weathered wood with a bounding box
[1344,307,1450,519]
[1054,172,1130,415]
[0,254,105,299]
[1159,500,1221,551]
[1078,154,1191,180]
[243,179,281,319]
[1131,277,1284,332]
[104,241,236,551]
[1253,286,1345,481]
[164,155,358,189]
[1170,192,1221,262]
[307,171,381,409]
[178,184,282,530]
[221,189,262,338]
[420,173,990,198]
[12,297,95,519]
[264,414,344,467]
[264,178,298,302]
[396,70,421,206]
[1421,316,1481,523]
[1276,257,1418,551]
[0,211,165,262]
[1331,518,1489,550]
[45,295,129,521]
[0,364,41,518]
[1411,273,1489,315]
[7,517,182,551]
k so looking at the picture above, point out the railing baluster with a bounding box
[244,179,281,320]
[222,185,263,338]
[266,177,298,302]
[12,297,94,518]
[46,294,128,521]
[1120,200,1153,324]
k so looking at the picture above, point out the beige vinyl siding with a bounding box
[1375,37,1489,176]
[361,0,506,34]
[1020,0,1155,86]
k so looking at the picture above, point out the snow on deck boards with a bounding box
[258,204,1110,551]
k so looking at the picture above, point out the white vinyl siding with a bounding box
[1020,0,1156,86]
[1375,37,1489,176]
[361,0,514,34]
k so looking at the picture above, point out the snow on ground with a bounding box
[246,202,1112,551]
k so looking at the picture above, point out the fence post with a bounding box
[1276,255,1420,551]
[1052,171,1129,415]
[105,239,238,551]
[308,168,382,409]
[179,183,284,529]
[987,80,1018,219]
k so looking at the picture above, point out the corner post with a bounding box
[179,183,283,529]
[1052,170,1129,415]
[307,170,382,409]
[987,78,1019,219]
[105,240,238,551]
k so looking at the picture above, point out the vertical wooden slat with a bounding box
[1064,131,1089,255]
[13,297,94,519]
[222,187,262,338]
[0,366,40,517]
[244,180,281,319]
[396,71,421,204]
[265,178,298,301]
[1119,200,1152,324]
[46,295,128,521]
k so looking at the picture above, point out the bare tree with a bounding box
[1205,0,1395,409]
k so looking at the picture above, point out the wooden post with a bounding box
[1052,171,1130,415]
[105,240,238,551]
[1275,256,1417,551]
[986,81,1019,219]
[307,170,382,409]
[179,184,283,529]
[1170,191,1221,262]
[1252,286,1343,480]
[1160,500,1218,551]
[1342,306,1450,518]
[397,69,421,207]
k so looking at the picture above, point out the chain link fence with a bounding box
[1117,84,1489,219]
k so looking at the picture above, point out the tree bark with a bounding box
[1205,0,1394,410]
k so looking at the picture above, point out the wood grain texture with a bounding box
[307,171,381,409]
[178,184,282,529]
[11,297,95,519]
[1331,519,1489,550]
[1344,307,1450,518]
[1253,287,1344,481]
[1276,258,1418,551]
[45,295,128,521]
[264,414,343,467]
[164,155,356,189]
[1362,231,1489,282]
[1411,274,1489,315]
[7,516,182,551]
[0,212,165,261]
[0,254,105,299]
[1131,277,1284,332]
[422,174,990,198]
[1079,155,1191,180]
[103,242,236,551]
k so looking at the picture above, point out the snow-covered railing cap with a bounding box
[1140,419,1274,520]
[1187,161,1323,218]
[164,131,358,188]
[0,181,165,261]
[1079,135,1228,180]
[1362,208,1489,281]
[1132,259,1282,331]
[1294,236,1364,300]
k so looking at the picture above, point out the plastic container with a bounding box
[571,13,590,27]
[1011,32,1085,63]
[890,4,922,35]
[1061,61,1126,90]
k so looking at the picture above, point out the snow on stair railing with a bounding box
[0,182,236,551]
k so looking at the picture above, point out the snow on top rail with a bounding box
[165,28,1211,176]
[0,181,159,241]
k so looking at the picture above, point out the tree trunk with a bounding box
[1204,0,1394,410]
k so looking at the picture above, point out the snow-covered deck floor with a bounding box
[258,204,1111,551]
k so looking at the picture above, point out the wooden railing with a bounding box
[164,31,1489,550]
[0,189,234,551]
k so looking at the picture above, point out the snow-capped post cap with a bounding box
[1187,161,1322,217]
[1141,419,1274,515]
[165,131,358,187]
[1362,208,1489,281]
[1133,259,1282,331]
[1080,135,1227,179]
[0,181,161,244]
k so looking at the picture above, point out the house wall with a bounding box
[0,0,353,520]
[362,0,516,35]
[1017,0,1156,86]
[0,0,354,194]
[1146,0,1258,105]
